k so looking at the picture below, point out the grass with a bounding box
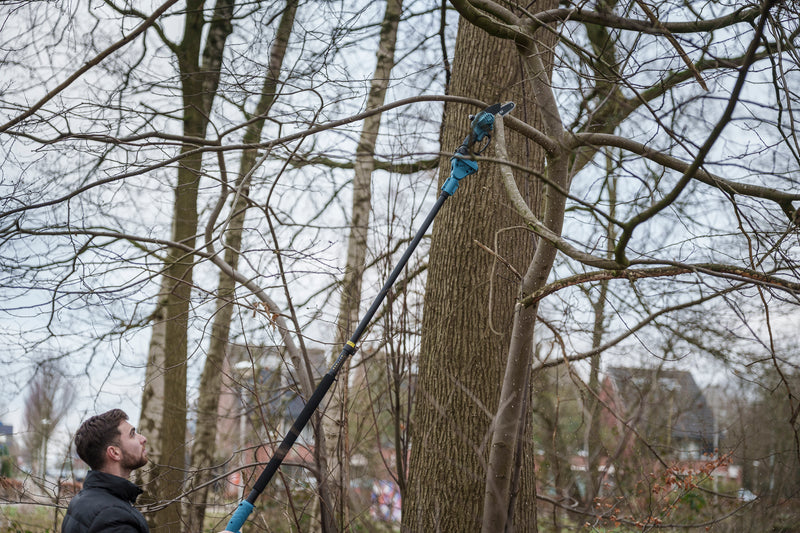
[0,504,61,533]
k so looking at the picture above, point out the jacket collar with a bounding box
[83,469,144,504]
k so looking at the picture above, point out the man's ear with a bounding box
[106,444,121,463]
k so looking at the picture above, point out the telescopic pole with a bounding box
[225,102,514,532]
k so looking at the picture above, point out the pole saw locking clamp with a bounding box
[441,101,516,196]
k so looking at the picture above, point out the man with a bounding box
[62,409,149,533]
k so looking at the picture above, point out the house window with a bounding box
[678,439,701,460]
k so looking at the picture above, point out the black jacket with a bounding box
[62,470,149,533]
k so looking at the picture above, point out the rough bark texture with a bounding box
[404,4,555,529]
[136,0,234,529]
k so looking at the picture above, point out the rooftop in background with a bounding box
[603,367,716,457]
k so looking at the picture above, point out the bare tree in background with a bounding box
[21,361,75,479]
[321,0,404,528]
[0,0,446,530]
[180,1,308,530]
[1,0,800,531]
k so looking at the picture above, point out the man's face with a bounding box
[116,420,148,471]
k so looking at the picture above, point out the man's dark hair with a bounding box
[74,409,128,470]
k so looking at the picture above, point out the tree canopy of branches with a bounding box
[1,0,799,531]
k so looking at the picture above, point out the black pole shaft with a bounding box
[244,190,450,504]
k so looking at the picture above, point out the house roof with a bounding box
[231,344,328,422]
[604,367,715,445]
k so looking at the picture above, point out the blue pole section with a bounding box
[225,501,254,532]
[441,106,501,195]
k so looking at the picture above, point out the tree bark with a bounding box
[182,2,300,531]
[404,3,555,529]
[136,0,234,529]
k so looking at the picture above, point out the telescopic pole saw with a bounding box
[224,101,515,532]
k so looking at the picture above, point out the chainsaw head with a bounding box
[468,101,515,154]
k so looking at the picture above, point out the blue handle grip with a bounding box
[225,500,255,532]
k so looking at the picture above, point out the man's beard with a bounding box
[121,450,148,471]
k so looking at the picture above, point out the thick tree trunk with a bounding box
[404,4,555,529]
[321,0,402,530]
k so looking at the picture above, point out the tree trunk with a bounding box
[136,303,166,490]
[583,163,616,508]
[321,0,402,530]
[182,2,298,531]
[404,3,555,529]
[137,0,234,529]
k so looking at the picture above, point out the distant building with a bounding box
[601,367,716,459]
[215,344,327,492]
